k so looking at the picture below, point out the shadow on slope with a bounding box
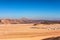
[42,36,60,40]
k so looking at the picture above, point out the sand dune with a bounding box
[0,24,60,40]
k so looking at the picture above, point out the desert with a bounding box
[0,0,60,40]
[0,24,60,40]
[0,18,60,40]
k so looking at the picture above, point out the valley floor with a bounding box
[0,24,60,40]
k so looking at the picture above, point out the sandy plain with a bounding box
[0,24,60,40]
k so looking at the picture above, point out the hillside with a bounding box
[0,18,60,24]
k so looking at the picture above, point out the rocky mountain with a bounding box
[0,18,60,24]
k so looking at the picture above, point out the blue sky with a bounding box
[0,0,60,19]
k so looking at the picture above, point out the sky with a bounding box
[0,0,60,20]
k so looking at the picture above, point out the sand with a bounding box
[0,24,60,40]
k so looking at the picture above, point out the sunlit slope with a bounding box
[0,24,60,40]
